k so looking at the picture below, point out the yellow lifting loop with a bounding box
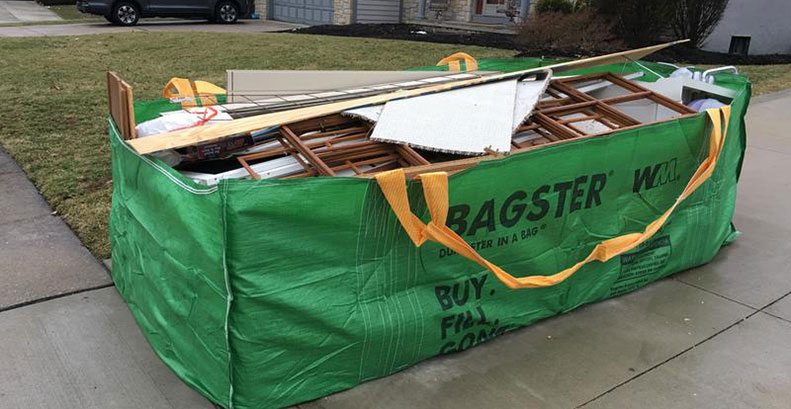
[376,106,731,289]
[162,77,226,108]
[436,52,479,72]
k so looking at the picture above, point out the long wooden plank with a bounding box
[128,40,688,155]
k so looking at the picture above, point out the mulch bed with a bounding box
[288,23,791,65]
[289,23,516,50]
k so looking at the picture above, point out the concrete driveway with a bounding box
[0,0,61,23]
[0,89,789,409]
[0,18,302,37]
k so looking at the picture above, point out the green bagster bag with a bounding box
[109,59,750,409]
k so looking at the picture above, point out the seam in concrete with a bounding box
[575,314,754,408]
[762,311,791,325]
[755,292,791,325]
[0,282,115,314]
[577,289,791,408]
[673,277,759,311]
[757,290,791,312]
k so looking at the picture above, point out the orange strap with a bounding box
[375,107,731,289]
[437,52,479,72]
[162,78,225,108]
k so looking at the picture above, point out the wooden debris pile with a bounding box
[216,73,695,181]
[512,72,696,149]
[105,41,713,183]
[236,116,429,179]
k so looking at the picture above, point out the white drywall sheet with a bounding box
[346,73,550,155]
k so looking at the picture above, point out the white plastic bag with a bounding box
[135,107,233,166]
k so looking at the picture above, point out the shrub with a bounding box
[535,0,574,14]
[516,9,624,55]
[671,0,730,48]
[591,0,681,47]
[572,0,591,11]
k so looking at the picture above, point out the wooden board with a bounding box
[107,71,136,140]
[128,40,688,155]
[123,79,137,139]
[107,72,123,135]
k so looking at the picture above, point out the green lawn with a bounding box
[47,4,103,21]
[0,32,789,260]
[737,65,791,97]
[0,32,514,259]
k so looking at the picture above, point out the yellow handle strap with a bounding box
[437,52,479,72]
[163,77,196,107]
[193,80,226,96]
[162,78,226,108]
[375,107,731,289]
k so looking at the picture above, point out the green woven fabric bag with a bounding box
[109,59,750,409]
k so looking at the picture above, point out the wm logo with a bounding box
[633,158,680,192]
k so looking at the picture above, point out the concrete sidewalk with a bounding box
[0,1,61,24]
[0,149,214,408]
[0,18,301,37]
[0,149,110,311]
[0,90,789,409]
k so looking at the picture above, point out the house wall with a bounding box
[334,0,353,24]
[402,0,533,24]
[262,0,524,25]
[356,0,401,23]
[402,0,474,23]
[703,0,791,55]
[254,0,268,18]
[401,0,419,20]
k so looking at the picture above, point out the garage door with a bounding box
[355,0,400,23]
[272,0,334,25]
